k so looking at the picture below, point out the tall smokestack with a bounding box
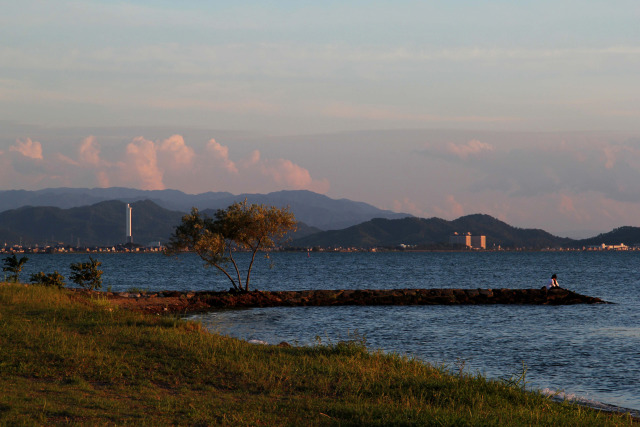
[126,204,132,244]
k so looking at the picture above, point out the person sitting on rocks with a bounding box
[545,274,560,290]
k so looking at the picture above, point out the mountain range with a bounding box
[0,188,409,231]
[1,188,639,249]
[0,200,183,247]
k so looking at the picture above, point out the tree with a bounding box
[70,257,103,290]
[30,271,65,288]
[2,254,29,283]
[166,200,297,292]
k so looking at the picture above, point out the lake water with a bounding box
[16,251,640,414]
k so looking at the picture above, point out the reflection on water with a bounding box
[590,327,640,339]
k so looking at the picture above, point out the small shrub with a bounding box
[2,254,29,282]
[69,257,103,290]
[30,271,65,288]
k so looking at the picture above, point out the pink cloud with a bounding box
[125,137,164,190]
[601,145,640,170]
[557,193,592,223]
[237,149,329,193]
[446,139,495,159]
[242,149,261,167]
[74,136,119,187]
[1,134,330,196]
[94,171,110,188]
[78,136,102,166]
[10,138,43,160]
[259,158,330,193]
[56,153,80,167]
[206,138,238,173]
[159,135,194,167]
[432,195,465,219]
[392,197,425,217]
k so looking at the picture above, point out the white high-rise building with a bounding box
[126,204,132,244]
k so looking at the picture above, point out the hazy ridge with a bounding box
[0,188,638,248]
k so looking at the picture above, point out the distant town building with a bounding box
[471,235,486,249]
[450,232,471,247]
[450,232,486,249]
[585,243,628,251]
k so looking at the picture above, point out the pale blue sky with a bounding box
[2,1,640,236]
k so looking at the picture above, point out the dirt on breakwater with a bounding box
[75,288,609,315]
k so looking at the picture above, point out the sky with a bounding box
[2,1,640,237]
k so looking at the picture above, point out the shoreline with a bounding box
[4,283,635,423]
[90,287,609,315]
[91,286,636,421]
[544,391,640,421]
[2,283,634,425]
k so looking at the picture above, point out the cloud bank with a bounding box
[3,128,640,237]
[413,134,640,234]
[0,135,330,195]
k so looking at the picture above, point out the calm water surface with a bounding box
[19,251,640,412]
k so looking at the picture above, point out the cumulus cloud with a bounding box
[78,136,102,166]
[446,139,495,159]
[159,134,194,167]
[419,136,640,206]
[392,197,425,217]
[0,134,330,195]
[432,195,465,219]
[125,137,164,190]
[259,158,330,193]
[10,138,43,159]
[600,144,640,171]
[557,194,590,223]
[206,138,238,173]
[236,149,330,193]
[420,139,496,162]
[405,133,640,233]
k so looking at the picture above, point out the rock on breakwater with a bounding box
[94,288,608,314]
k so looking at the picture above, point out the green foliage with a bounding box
[29,271,65,288]
[2,254,28,282]
[166,200,297,292]
[501,361,530,390]
[69,257,103,290]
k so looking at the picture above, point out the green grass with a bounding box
[0,283,635,426]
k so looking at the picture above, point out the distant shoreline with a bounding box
[4,246,640,255]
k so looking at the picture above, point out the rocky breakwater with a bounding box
[103,288,608,314]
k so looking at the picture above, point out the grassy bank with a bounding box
[0,283,634,426]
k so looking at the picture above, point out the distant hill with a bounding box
[0,200,184,247]
[451,214,573,248]
[291,214,573,249]
[4,188,640,249]
[0,200,324,247]
[0,188,233,213]
[202,190,410,230]
[571,226,640,247]
[0,188,410,231]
